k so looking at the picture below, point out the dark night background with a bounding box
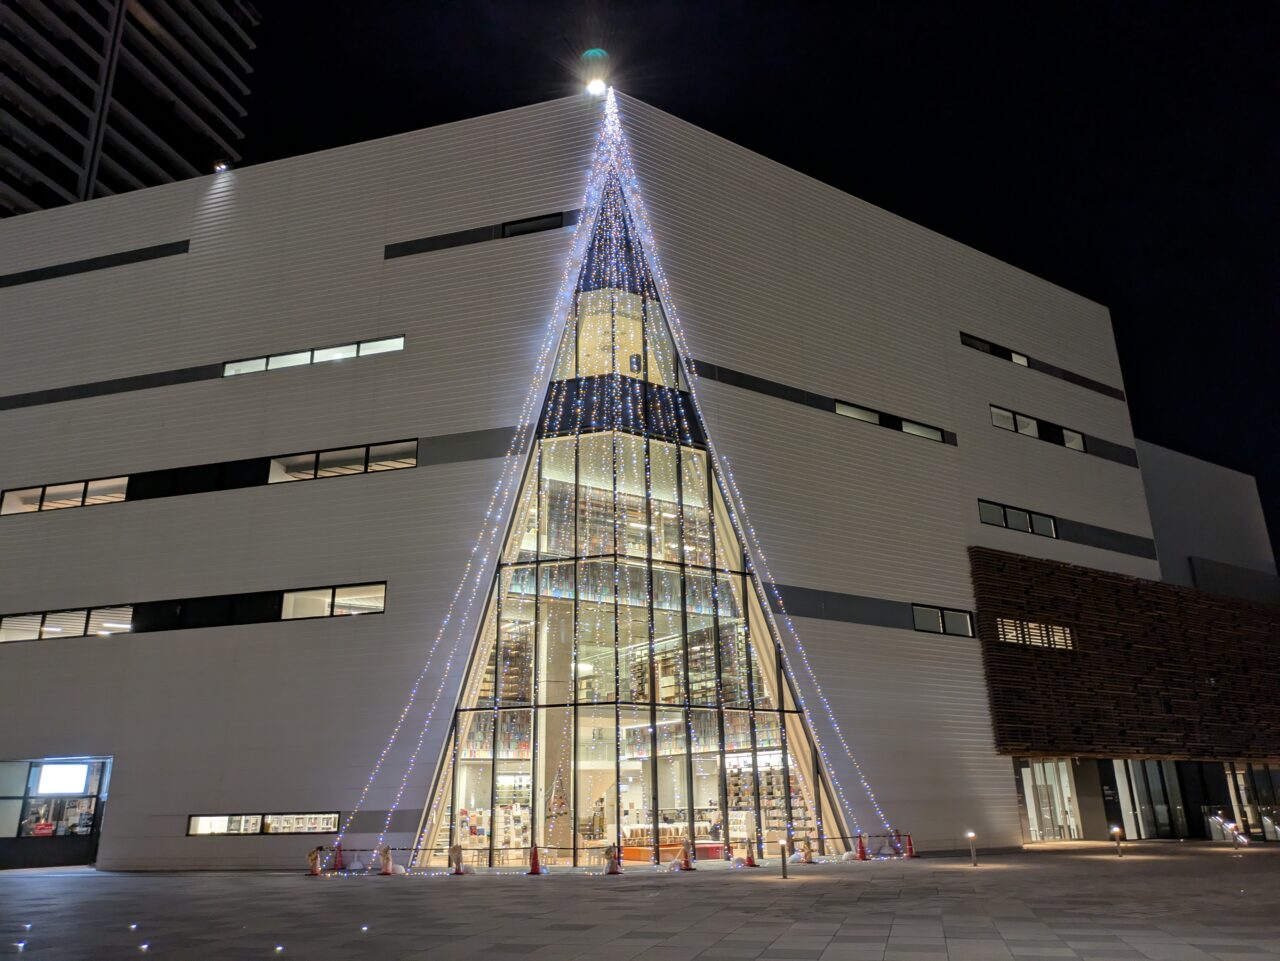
[245,1,1279,557]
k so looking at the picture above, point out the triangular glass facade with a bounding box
[414,169,846,869]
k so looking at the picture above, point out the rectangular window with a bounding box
[1011,351,1029,367]
[943,610,973,637]
[902,420,943,442]
[282,588,333,620]
[1005,508,1032,533]
[960,332,1126,400]
[978,499,1059,539]
[996,617,1076,650]
[1063,429,1086,452]
[84,477,128,505]
[269,452,316,483]
[187,814,262,835]
[912,605,943,633]
[990,406,1016,431]
[223,357,267,376]
[358,336,405,356]
[42,610,88,637]
[88,607,133,636]
[316,447,366,477]
[267,351,311,369]
[367,440,418,471]
[262,812,340,834]
[912,604,974,637]
[1,488,42,514]
[40,482,85,510]
[312,343,358,364]
[333,584,386,615]
[1031,513,1057,537]
[1014,413,1039,437]
[978,500,1006,527]
[0,614,42,642]
[186,812,339,835]
[835,402,880,425]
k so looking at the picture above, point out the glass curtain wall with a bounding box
[415,175,844,868]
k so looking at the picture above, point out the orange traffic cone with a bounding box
[605,845,622,875]
[679,839,696,871]
[856,834,868,861]
[332,842,345,871]
[744,839,759,868]
[904,834,918,858]
[527,844,542,876]
[893,830,904,856]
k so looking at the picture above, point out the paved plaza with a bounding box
[2,843,1278,961]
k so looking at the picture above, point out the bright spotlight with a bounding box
[213,160,230,173]
[586,78,607,96]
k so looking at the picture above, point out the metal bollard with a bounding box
[1111,826,1123,857]
[779,841,788,879]
[966,831,977,867]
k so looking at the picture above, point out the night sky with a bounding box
[245,1,1279,556]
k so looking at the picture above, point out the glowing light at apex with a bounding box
[586,78,607,96]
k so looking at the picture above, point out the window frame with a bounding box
[911,603,974,637]
[186,811,341,837]
[977,499,1059,540]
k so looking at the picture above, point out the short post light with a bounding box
[1111,825,1123,857]
[779,840,788,879]
[966,830,977,867]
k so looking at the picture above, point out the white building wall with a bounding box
[0,92,1162,865]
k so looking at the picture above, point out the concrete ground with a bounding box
[1,843,1278,961]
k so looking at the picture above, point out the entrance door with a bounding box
[1017,758,1081,841]
[0,758,111,869]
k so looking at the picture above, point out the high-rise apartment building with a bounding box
[0,91,1275,871]
[1,0,259,217]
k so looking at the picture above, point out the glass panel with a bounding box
[223,358,266,375]
[755,714,788,844]
[538,707,574,861]
[644,298,678,387]
[41,482,85,510]
[1063,429,1086,451]
[717,573,750,708]
[333,584,385,615]
[614,291,644,377]
[784,713,822,850]
[312,344,358,363]
[1031,513,1057,537]
[42,610,88,637]
[317,448,366,477]
[189,815,261,835]
[724,711,757,849]
[680,448,712,568]
[652,563,685,705]
[1011,351,1029,366]
[615,433,648,558]
[0,614,42,643]
[497,566,536,706]
[990,406,1016,431]
[943,609,972,637]
[367,440,417,471]
[262,813,339,833]
[618,706,655,860]
[617,560,651,703]
[577,433,613,558]
[462,611,498,710]
[453,756,492,858]
[1015,413,1039,437]
[650,441,682,563]
[88,607,133,636]
[282,588,332,619]
[902,421,943,442]
[269,452,316,482]
[912,605,943,633]
[712,482,742,571]
[539,438,576,559]
[552,317,576,380]
[577,560,616,704]
[835,402,879,424]
[458,711,495,759]
[576,289,613,379]
[577,707,617,855]
[267,351,311,369]
[506,449,540,564]
[1,488,43,514]
[537,562,575,706]
[359,336,404,356]
[655,708,689,854]
[83,477,128,505]
[1006,508,1032,532]
[685,570,717,706]
[978,501,1006,526]
[747,593,781,710]
[689,709,724,850]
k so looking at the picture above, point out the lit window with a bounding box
[41,482,85,510]
[0,614,42,642]
[902,420,943,442]
[269,452,316,483]
[312,344,358,364]
[263,812,340,833]
[317,448,366,477]
[1005,508,1032,533]
[943,610,973,637]
[367,440,418,471]
[224,358,267,376]
[1011,351,1029,366]
[1015,413,1039,437]
[333,583,386,616]
[912,605,943,633]
[1031,513,1057,538]
[835,402,880,425]
[282,589,333,620]
[1063,429,1086,451]
[42,610,88,637]
[978,501,1006,527]
[36,763,89,795]
[359,336,404,356]
[268,351,311,369]
[188,814,261,835]
[1,488,42,514]
[990,406,1016,431]
[88,607,133,636]
[84,477,128,505]
[997,617,1075,650]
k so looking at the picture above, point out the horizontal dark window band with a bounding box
[0,363,224,412]
[0,240,191,288]
[693,360,957,446]
[766,583,916,631]
[418,426,518,466]
[1054,518,1158,560]
[1081,434,1140,468]
[960,331,1125,401]
[385,209,580,260]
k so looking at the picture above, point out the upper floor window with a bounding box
[979,499,1057,538]
[996,617,1076,650]
[911,604,973,637]
[223,335,404,377]
[990,405,1089,454]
